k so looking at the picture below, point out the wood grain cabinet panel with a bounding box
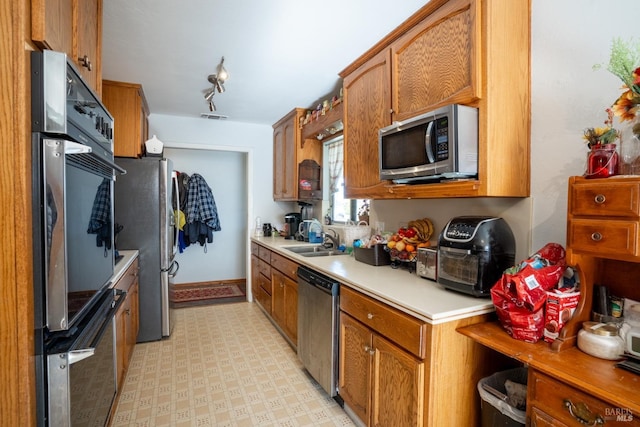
[73,0,102,94]
[113,258,139,390]
[102,80,149,158]
[250,242,298,345]
[339,0,530,199]
[272,108,323,201]
[339,287,427,426]
[31,0,73,55]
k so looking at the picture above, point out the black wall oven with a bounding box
[31,50,126,426]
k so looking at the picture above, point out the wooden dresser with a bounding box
[460,176,640,426]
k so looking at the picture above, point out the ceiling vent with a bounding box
[200,113,228,120]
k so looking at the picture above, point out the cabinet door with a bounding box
[250,254,260,303]
[371,335,424,427]
[272,270,286,327]
[31,0,73,55]
[273,111,298,201]
[339,312,372,424]
[102,80,149,158]
[342,49,391,198]
[283,274,298,343]
[73,0,102,94]
[391,0,479,120]
[115,297,129,387]
[125,281,139,366]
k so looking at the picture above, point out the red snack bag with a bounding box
[491,243,567,342]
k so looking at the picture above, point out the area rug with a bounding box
[169,281,246,308]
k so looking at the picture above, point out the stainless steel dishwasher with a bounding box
[297,265,340,397]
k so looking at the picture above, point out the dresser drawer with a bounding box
[251,242,260,257]
[567,218,639,257]
[529,370,639,426]
[270,252,298,280]
[258,272,272,296]
[340,286,428,358]
[258,259,271,279]
[570,180,640,218]
[258,245,271,262]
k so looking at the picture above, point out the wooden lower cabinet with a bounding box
[340,312,424,426]
[113,257,139,390]
[340,286,498,426]
[250,242,299,345]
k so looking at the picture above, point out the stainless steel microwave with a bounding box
[379,104,478,183]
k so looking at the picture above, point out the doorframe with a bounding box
[163,142,253,302]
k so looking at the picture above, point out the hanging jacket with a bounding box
[184,173,221,247]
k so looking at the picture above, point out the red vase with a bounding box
[586,143,619,179]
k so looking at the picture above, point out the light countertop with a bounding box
[111,250,139,286]
[252,236,494,324]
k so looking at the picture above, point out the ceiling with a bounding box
[102,0,429,125]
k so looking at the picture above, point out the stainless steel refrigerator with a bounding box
[114,157,179,342]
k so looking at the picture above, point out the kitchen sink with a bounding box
[283,245,347,257]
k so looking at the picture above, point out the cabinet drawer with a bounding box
[570,181,640,218]
[270,252,298,280]
[258,272,272,296]
[340,286,428,358]
[114,258,139,293]
[258,245,271,262]
[251,242,260,257]
[567,218,638,257]
[529,370,638,426]
[255,276,272,315]
[258,259,271,279]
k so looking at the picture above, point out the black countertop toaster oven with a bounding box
[437,216,515,297]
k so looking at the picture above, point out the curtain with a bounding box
[327,139,343,194]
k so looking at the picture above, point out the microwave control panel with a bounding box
[435,117,449,161]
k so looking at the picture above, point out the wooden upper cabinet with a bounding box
[272,108,322,201]
[340,0,530,199]
[73,0,102,96]
[102,80,150,158]
[342,49,391,199]
[31,0,73,56]
[31,0,103,96]
[391,0,480,120]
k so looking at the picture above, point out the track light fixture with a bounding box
[203,56,228,111]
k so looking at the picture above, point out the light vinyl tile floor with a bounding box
[111,302,355,427]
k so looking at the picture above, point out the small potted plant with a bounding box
[583,108,620,179]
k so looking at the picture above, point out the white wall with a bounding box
[148,0,639,281]
[149,115,296,286]
[529,0,637,250]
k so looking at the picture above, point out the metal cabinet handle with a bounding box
[563,399,604,426]
[77,55,92,71]
[125,308,131,316]
[367,313,374,319]
[363,345,375,355]
[594,194,606,204]
[591,232,603,242]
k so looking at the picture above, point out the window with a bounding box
[325,137,367,223]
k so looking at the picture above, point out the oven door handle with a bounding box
[67,348,95,365]
[64,140,127,175]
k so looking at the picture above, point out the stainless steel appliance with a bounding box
[437,216,515,297]
[114,157,180,342]
[31,49,125,426]
[379,104,478,183]
[46,289,124,426]
[416,247,437,281]
[297,266,340,397]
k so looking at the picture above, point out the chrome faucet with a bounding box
[321,229,340,249]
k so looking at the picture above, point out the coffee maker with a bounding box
[283,213,301,240]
